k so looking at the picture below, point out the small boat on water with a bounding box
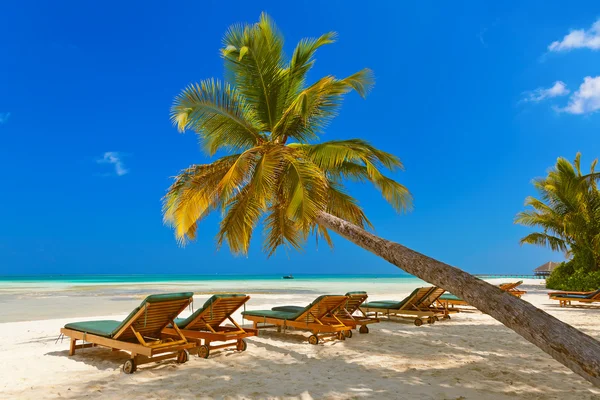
[282,274,294,279]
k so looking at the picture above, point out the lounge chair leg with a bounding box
[69,338,76,356]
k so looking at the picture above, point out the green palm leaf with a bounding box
[171,79,265,155]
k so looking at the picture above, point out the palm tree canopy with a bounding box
[515,153,600,267]
[164,13,412,255]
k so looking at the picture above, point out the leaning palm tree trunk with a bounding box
[317,211,600,387]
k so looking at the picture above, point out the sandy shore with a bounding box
[1,279,599,399]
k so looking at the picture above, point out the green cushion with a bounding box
[439,294,463,301]
[243,295,337,321]
[345,291,367,296]
[64,320,122,337]
[363,301,403,309]
[363,288,422,310]
[144,292,194,304]
[560,289,600,299]
[176,293,247,328]
[271,305,305,313]
[65,292,194,337]
[242,309,300,320]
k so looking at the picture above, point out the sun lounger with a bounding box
[60,292,196,373]
[499,281,527,297]
[360,287,448,326]
[162,294,257,358]
[437,281,527,309]
[548,290,596,297]
[333,291,380,334]
[271,291,381,336]
[550,289,600,307]
[437,293,468,308]
[242,295,351,344]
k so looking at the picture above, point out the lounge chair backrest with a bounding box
[418,287,445,307]
[499,281,522,291]
[391,287,434,310]
[113,292,194,341]
[178,294,250,330]
[295,295,348,322]
[340,291,368,314]
[587,289,600,299]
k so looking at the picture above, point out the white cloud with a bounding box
[557,76,600,114]
[549,19,600,52]
[0,112,10,124]
[97,152,129,176]
[522,81,570,102]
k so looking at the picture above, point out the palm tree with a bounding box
[516,153,600,270]
[164,14,600,386]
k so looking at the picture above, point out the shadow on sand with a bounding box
[43,318,600,400]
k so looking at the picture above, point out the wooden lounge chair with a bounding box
[60,292,196,373]
[437,293,468,308]
[162,294,258,358]
[242,295,352,344]
[437,281,526,309]
[550,289,600,307]
[360,287,448,326]
[499,281,527,298]
[334,291,381,334]
[268,291,381,336]
[547,290,595,297]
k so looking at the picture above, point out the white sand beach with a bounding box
[1,278,599,399]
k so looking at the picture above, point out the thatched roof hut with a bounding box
[534,261,560,276]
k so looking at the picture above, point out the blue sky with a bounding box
[1,1,600,275]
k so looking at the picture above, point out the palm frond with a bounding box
[222,12,285,130]
[282,153,328,231]
[171,79,265,155]
[326,181,372,229]
[290,139,402,171]
[519,232,569,253]
[163,155,240,243]
[263,203,303,256]
[216,184,263,254]
[272,69,374,142]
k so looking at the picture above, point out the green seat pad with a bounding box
[176,293,247,328]
[271,305,305,313]
[560,289,600,299]
[243,309,300,320]
[143,292,194,304]
[345,291,367,296]
[363,301,403,309]
[65,292,194,337]
[439,294,463,301]
[362,288,423,310]
[244,295,341,321]
[64,320,122,337]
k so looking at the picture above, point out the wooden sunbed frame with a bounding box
[361,287,449,326]
[60,296,196,373]
[418,287,457,317]
[437,281,526,310]
[499,281,527,298]
[548,290,594,297]
[243,295,352,345]
[162,295,258,358]
[329,292,380,335]
[549,290,600,307]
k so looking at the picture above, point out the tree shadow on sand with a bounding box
[45,319,600,400]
